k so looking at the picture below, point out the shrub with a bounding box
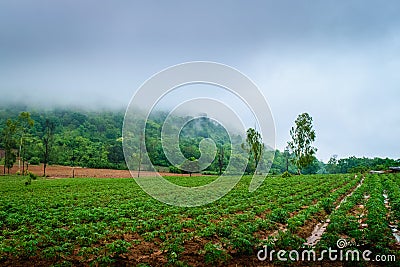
[24,176,32,186]
[282,171,291,178]
[169,165,182,174]
[29,172,38,180]
[29,157,40,165]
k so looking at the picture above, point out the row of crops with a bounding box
[318,174,400,259]
[0,173,398,266]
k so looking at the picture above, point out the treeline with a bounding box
[0,106,398,175]
[325,155,399,174]
[0,107,125,175]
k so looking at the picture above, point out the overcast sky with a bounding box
[1,0,399,161]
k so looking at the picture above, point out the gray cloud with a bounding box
[0,0,399,161]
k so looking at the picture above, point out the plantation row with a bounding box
[0,174,398,266]
[318,174,400,256]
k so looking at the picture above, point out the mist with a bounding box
[1,0,399,161]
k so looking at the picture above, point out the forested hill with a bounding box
[0,105,398,175]
[0,106,242,173]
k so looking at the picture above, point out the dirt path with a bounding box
[304,175,365,247]
[383,190,400,245]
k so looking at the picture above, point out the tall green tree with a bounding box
[287,113,317,174]
[107,140,124,166]
[242,128,264,173]
[1,119,17,174]
[42,119,55,176]
[326,154,339,174]
[16,112,34,174]
[181,157,199,177]
[217,145,224,175]
[283,147,290,173]
[137,133,144,177]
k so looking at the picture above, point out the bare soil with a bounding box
[2,164,201,178]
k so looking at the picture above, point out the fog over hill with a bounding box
[1,1,399,161]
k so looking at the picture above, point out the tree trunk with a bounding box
[218,146,224,175]
[18,138,22,173]
[255,159,259,175]
[21,143,25,175]
[137,161,141,178]
[4,150,7,175]
[286,157,289,172]
[42,119,54,178]
[137,135,143,178]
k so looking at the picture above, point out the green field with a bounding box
[0,174,399,266]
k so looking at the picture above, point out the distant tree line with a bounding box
[0,107,125,175]
[0,106,398,176]
[325,155,399,174]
